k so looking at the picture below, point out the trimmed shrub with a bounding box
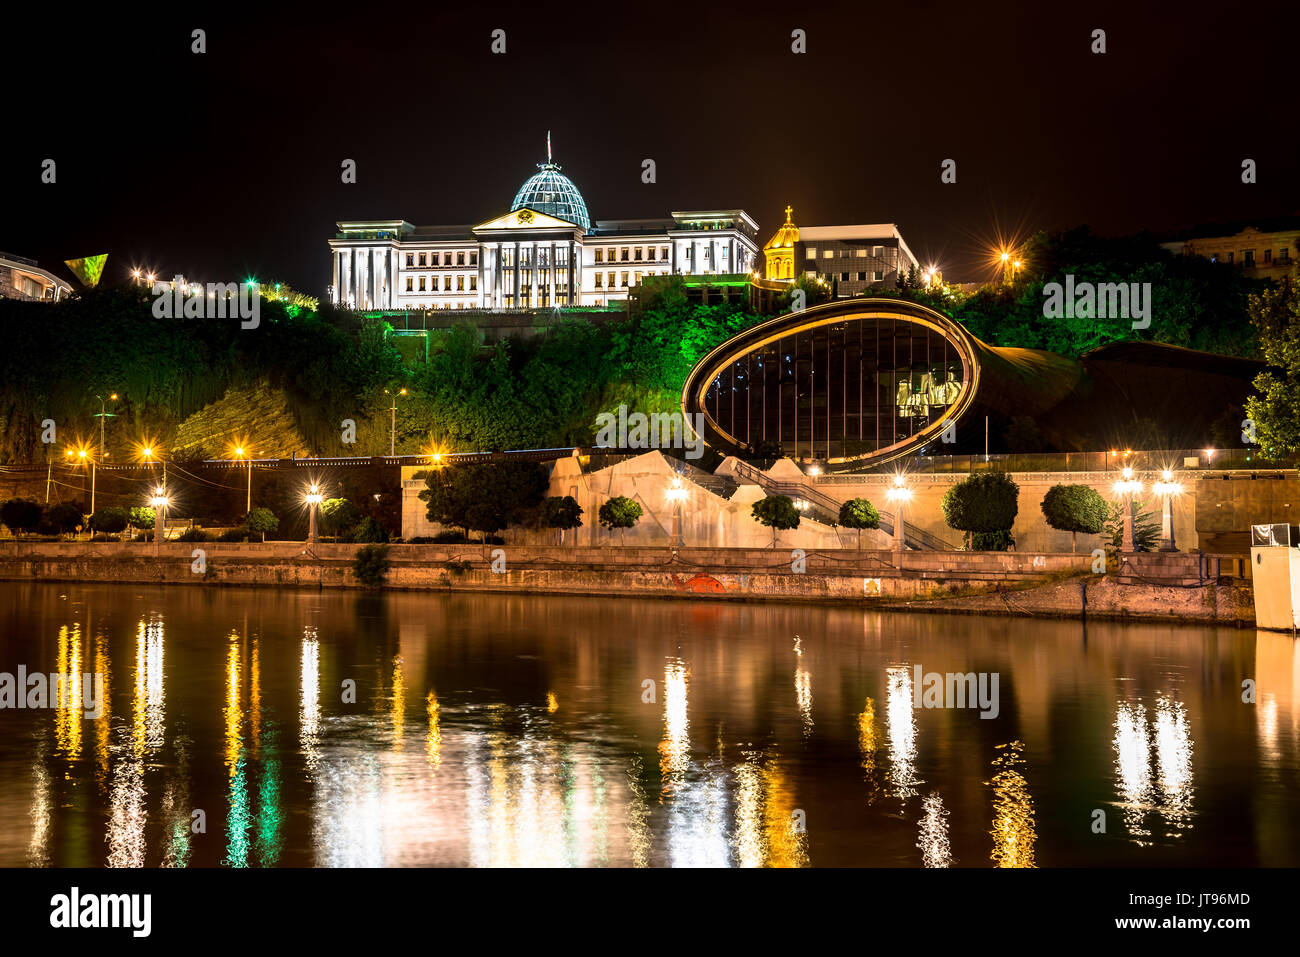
[353,543,391,587]
[87,507,129,537]
[752,494,801,547]
[598,496,642,543]
[1041,484,1109,552]
[941,472,1019,550]
[837,497,881,547]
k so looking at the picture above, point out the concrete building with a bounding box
[1159,216,1300,280]
[328,137,760,311]
[761,207,921,296]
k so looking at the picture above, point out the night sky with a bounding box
[5,0,1297,292]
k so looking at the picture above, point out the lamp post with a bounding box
[1153,469,1183,552]
[77,447,96,516]
[94,392,118,462]
[384,387,408,456]
[665,476,688,548]
[150,487,169,544]
[885,474,912,555]
[234,446,252,514]
[1112,466,1144,553]
[306,483,323,544]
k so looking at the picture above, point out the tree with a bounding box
[1244,277,1300,457]
[941,472,1019,550]
[419,462,548,542]
[598,496,642,543]
[351,516,390,543]
[128,506,156,533]
[1,498,43,538]
[353,543,391,587]
[246,507,279,542]
[752,494,801,547]
[539,495,583,545]
[1105,500,1161,554]
[1040,484,1109,552]
[88,506,129,538]
[838,497,881,548]
[44,502,84,538]
[320,498,363,538]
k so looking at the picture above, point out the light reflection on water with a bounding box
[1,583,1297,868]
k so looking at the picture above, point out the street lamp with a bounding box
[1153,469,1183,552]
[384,387,408,456]
[94,392,118,461]
[665,475,688,548]
[74,445,98,516]
[305,483,324,544]
[149,487,169,544]
[885,474,912,552]
[1112,466,1144,553]
[233,444,252,514]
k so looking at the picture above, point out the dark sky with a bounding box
[5,0,1297,291]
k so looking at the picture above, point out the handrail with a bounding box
[730,460,957,549]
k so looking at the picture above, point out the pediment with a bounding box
[473,207,581,232]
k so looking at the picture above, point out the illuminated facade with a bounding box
[761,208,920,297]
[328,139,760,310]
[0,252,72,302]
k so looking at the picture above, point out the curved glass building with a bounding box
[681,297,1085,469]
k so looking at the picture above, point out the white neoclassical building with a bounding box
[328,139,760,310]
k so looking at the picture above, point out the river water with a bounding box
[0,582,1295,867]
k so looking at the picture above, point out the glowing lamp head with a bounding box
[305,484,324,506]
[149,487,169,508]
[1121,467,1133,480]
[807,465,820,477]
[78,449,87,460]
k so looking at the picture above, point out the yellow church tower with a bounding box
[762,205,800,280]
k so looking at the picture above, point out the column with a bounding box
[477,244,485,307]
[549,241,557,307]
[367,249,376,308]
[332,251,339,304]
[349,250,357,307]
[569,240,577,304]
[513,241,520,308]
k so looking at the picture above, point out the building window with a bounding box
[418,277,426,291]
[634,247,643,261]
[406,277,414,291]
[607,272,615,287]
[457,252,465,266]
[634,271,643,284]
[855,249,867,258]
[594,273,603,288]
[1280,248,1292,263]
[444,276,453,290]
[418,253,427,266]
[1244,249,1256,267]
[457,275,465,291]
[595,248,604,263]
[648,247,657,261]
[823,250,834,259]
[856,271,866,281]
[470,276,477,291]
[661,246,669,260]
[873,246,883,257]
[470,251,478,266]
[406,253,414,267]
[621,248,629,262]
[873,270,884,281]
[805,270,816,278]
[621,272,629,287]
[839,272,849,281]
[806,248,816,259]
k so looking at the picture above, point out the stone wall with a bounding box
[0,541,1252,625]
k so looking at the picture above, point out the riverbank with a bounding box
[0,541,1253,625]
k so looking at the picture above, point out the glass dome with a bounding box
[511,144,591,230]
